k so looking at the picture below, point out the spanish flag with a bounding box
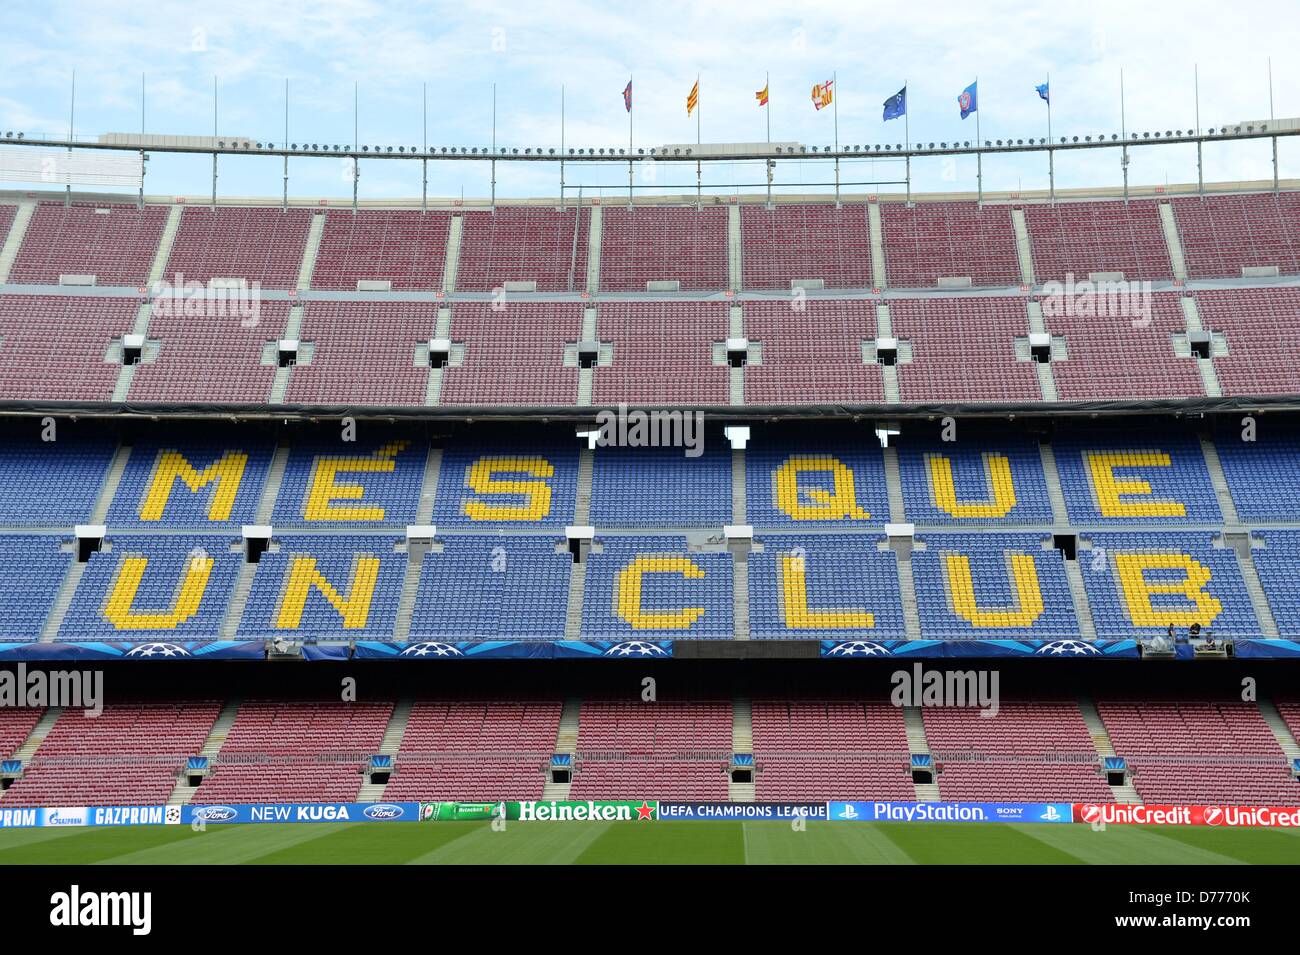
[687,79,699,116]
[756,83,769,107]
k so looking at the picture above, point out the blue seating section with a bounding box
[897,440,1054,524]
[1079,532,1257,637]
[1248,532,1300,635]
[581,536,733,639]
[238,535,405,638]
[410,536,571,640]
[1053,433,1220,525]
[748,534,904,639]
[58,535,241,640]
[911,534,1079,639]
[590,445,732,527]
[0,438,115,525]
[272,440,425,526]
[0,535,70,640]
[1216,431,1300,522]
[107,441,273,526]
[746,440,890,528]
[432,443,579,528]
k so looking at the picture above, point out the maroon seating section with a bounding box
[440,303,582,406]
[600,206,728,291]
[313,210,452,290]
[0,707,41,760]
[0,294,137,400]
[0,701,220,808]
[740,204,874,289]
[744,299,884,404]
[882,201,1020,288]
[456,207,588,292]
[592,302,730,406]
[1194,287,1300,397]
[1025,199,1171,283]
[9,202,168,287]
[165,206,313,290]
[1171,194,1300,279]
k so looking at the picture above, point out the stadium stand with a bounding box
[430,436,580,529]
[745,428,891,528]
[312,210,453,290]
[0,295,139,401]
[1171,193,1300,279]
[271,438,425,526]
[1194,287,1300,397]
[589,443,732,528]
[599,206,728,291]
[742,299,886,404]
[1023,199,1171,283]
[0,434,115,525]
[164,206,313,290]
[896,436,1055,525]
[0,537,68,641]
[0,707,42,760]
[105,437,274,528]
[591,301,730,406]
[439,303,582,406]
[880,201,1020,288]
[8,202,168,287]
[456,207,588,292]
[740,204,874,289]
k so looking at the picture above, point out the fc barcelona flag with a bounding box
[623,79,632,113]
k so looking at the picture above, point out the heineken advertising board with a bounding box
[421,800,658,821]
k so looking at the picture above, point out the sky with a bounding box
[0,0,1296,202]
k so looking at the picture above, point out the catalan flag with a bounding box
[812,79,833,111]
[687,79,699,115]
[756,83,769,107]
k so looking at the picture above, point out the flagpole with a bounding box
[1194,65,1202,197]
[1046,73,1054,205]
[765,72,773,208]
[904,81,911,206]
[1269,57,1278,193]
[975,76,982,206]
[421,82,428,214]
[696,73,702,210]
[833,70,840,207]
[1120,69,1129,206]
[282,79,289,212]
[560,85,566,211]
[491,82,497,212]
[65,69,74,207]
[628,74,634,210]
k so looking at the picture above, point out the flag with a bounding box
[1035,82,1050,105]
[687,79,699,116]
[812,79,833,110]
[883,86,906,121]
[756,83,769,107]
[623,79,633,113]
[958,81,977,119]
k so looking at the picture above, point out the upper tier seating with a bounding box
[740,204,873,289]
[165,207,313,290]
[312,210,452,290]
[1024,199,1171,283]
[599,206,728,291]
[881,201,1020,288]
[9,202,168,287]
[456,207,588,292]
[1171,193,1300,279]
[0,295,138,401]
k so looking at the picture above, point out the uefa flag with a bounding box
[623,79,632,113]
[687,80,699,115]
[883,86,906,122]
[812,79,833,110]
[1035,82,1050,105]
[756,83,769,107]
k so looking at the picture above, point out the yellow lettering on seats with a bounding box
[1113,553,1222,627]
[461,456,555,521]
[140,451,248,521]
[615,556,705,630]
[275,555,380,630]
[929,453,1017,518]
[773,456,870,521]
[780,554,873,629]
[1086,451,1186,518]
[944,552,1044,627]
[303,441,409,521]
[103,554,213,629]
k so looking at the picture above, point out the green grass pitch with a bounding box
[1,821,1298,864]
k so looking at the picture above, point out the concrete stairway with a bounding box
[1232,538,1280,638]
[563,558,587,641]
[295,212,327,290]
[574,446,594,526]
[169,699,241,805]
[415,447,442,526]
[1200,436,1240,524]
[1257,698,1300,762]
[254,446,289,524]
[11,707,62,764]
[542,698,582,800]
[729,697,755,802]
[727,204,742,292]
[1038,443,1070,525]
[40,560,85,643]
[584,206,602,295]
[1078,697,1140,804]
[1158,202,1188,281]
[867,202,886,289]
[1063,558,1098,640]
[441,216,463,292]
[902,707,939,801]
[1011,208,1036,286]
[731,447,747,524]
[733,555,750,641]
[881,445,906,523]
[392,548,425,643]
[358,698,415,802]
[147,206,184,285]
[0,202,35,283]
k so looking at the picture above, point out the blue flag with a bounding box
[958,81,977,119]
[883,86,906,121]
[1036,82,1049,105]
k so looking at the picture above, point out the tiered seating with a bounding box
[1171,193,1300,279]
[589,444,732,527]
[0,708,40,758]
[198,700,391,804]
[1080,533,1257,638]
[0,295,139,400]
[743,300,885,404]
[1275,695,1300,752]
[1046,293,1203,400]
[881,201,1020,287]
[1024,199,1171,283]
[581,537,733,639]
[1052,428,1221,524]
[57,535,240,640]
[592,302,729,406]
[1098,698,1296,804]
[285,302,436,406]
[0,435,115,524]
[570,699,731,799]
[1218,428,1300,521]
[1,701,221,808]
[744,429,890,528]
[128,302,289,403]
[896,436,1054,524]
[431,438,579,529]
[439,303,581,406]
[165,207,313,289]
[752,700,913,800]
[739,204,873,289]
[889,298,1041,402]
[384,700,560,800]
[924,699,1112,801]
[237,536,405,639]
[271,438,426,526]
[9,202,168,286]
[456,207,588,292]
[409,537,571,641]
[0,204,14,246]
[1244,532,1300,635]
[599,206,727,291]
[748,535,904,639]
[911,534,1080,639]
[1194,288,1300,397]
[105,437,274,527]
[312,210,452,289]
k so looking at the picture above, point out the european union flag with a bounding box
[883,86,906,122]
[958,81,977,119]
[1036,82,1050,105]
